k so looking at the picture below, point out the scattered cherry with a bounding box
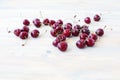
[21,26,29,32]
[49,20,56,26]
[84,17,91,24]
[94,14,101,21]
[76,39,86,48]
[31,29,39,38]
[43,18,49,25]
[95,28,104,36]
[63,29,72,37]
[64,23,72,30]
[72,28,80,36]
[57,41,68,52]
[19,31,28,39]
[86,38,95,47]
[14,29,21,36]
[23,19,30,26]
[33,18,41,28]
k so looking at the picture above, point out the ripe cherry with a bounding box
[23,19,30,26]
[14,29,21,36]
[64,23,72,30]
[19,31,28,39]
[86,38,95,47]
[76,39,86,48]
[49,20,56,26]
[84,17,91,24]
[33,18,41,28]
[72,28,80,36]
[57,41,68,52]
[43,18,49,25]
[31,29,39,38]
[94,14,101,21]
[21,26,29,32]
[63,29,72,37]
[95,28,104,36]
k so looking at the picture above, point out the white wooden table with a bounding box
[0,0,120,80]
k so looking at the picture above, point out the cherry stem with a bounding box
[39,11,44,20]
[104,25,112,31]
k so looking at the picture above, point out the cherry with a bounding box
[21,26,29,32]
[94,14,101,21]
[52,38,60,47]
[89,33,98,41]
[50,29,57,37]
[31,29,39,38]
[43,18,49,25]
[74,24,81,31]
[95,28,104,36]
[86,38,95,47]
[81,28,90,35]
[49,20,56,26]
[57,41,68,52]
[84,17,91,24]
[63,29,72,37]
[19,31,28,39]
[76,39,86,48]
[56,19,63,26]
[23,19,30,26]
[33,18,41,28]
[52,22,61,29]
[56,34,66,41]
[72,28,80,36]
[80,33,88,40]
[64,23,72,30]
[14,29,21,36]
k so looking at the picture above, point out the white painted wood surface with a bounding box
[0,0,120,80]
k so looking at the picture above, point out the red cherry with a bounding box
[76,39,86,48]
[31,29,40,38]
[33,18,41,28]
[84,17,91,24]
[23,19,30,26]
[86,38,95,47]
[57,41,68,52]
[19,31,28,39]
[14,29,21,37]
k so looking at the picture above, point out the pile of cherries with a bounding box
[12,14,104,52]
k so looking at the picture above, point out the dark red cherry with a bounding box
[14,29,21,36]
[72,28,80,36]
[89,33,98,41]
[95,28,104,36]
[74,24,81,31]
[33,18,41,28]
[56,34,66,41]
[23,19,30,26]
[76,39,86,48]
[84,17,91,24]
[19,31,28,39]
[43,18,49,25]
[31,29,39,38]
[64,23,72,30]
[80,33,88,40]
[57,41,68,52]
[63,29,72,37]
[81,28,90,35]
[50,29,57,37]
[86,38,95,47]
[94,14,101,21]
[49,20,56,26]
[56,19,63,26]
[21,26,29,32]
[52,38,60,47]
